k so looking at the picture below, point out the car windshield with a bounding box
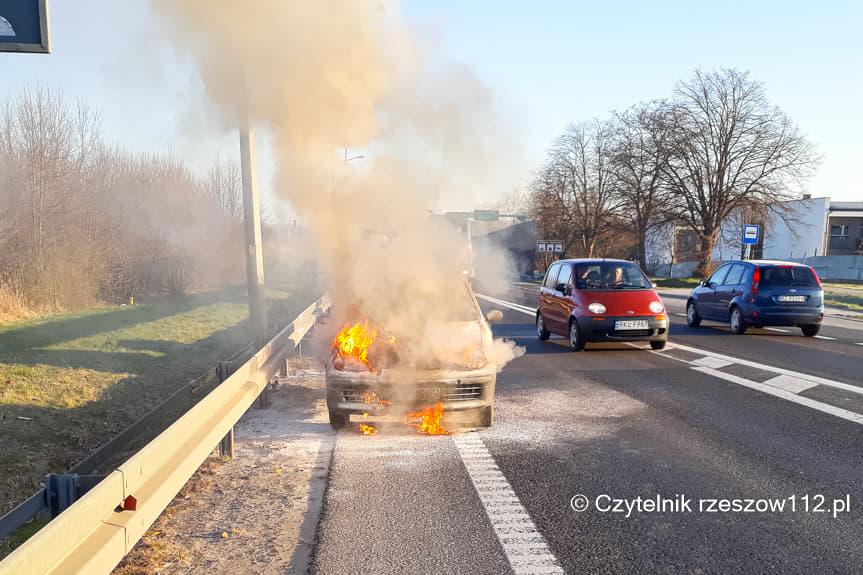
[759,266,819,287]
[574,262,651,290]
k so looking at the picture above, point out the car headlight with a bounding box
[649,301,664,314]
[588,303,606,314]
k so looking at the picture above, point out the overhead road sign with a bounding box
[0,0,50,54]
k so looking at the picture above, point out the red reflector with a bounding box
[753,311,758,316]
[592,317,604,321]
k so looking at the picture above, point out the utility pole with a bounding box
[239,121,267,346]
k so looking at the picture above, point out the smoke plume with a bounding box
[149,0,523,367]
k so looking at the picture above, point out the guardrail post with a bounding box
[46,474,79,518]
[216,361,235,458]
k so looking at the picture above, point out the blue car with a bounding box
[686,260,824,336]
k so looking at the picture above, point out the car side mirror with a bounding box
[486,310,503,322]
[698,279,708,287]
[555,283,566,293]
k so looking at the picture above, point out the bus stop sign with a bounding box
[743,224,759,245]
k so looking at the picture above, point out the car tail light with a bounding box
[811,267,822,287]
[750,266,760,295]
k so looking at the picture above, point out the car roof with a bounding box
[725,259,810,267]
[552,258,635,265]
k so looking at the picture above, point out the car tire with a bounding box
[801,324,820,337]
[650,340,666,350]
[568,319,585,352]
[686,300,701,327]
[536,313,550,340]
[481,405,494,427]
[328,410,346,430]
[729,306,747,334]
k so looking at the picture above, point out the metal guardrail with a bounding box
[0,294,332,574]
[0,343,257,543]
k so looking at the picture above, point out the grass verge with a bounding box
[0,283,316,558]
[651,277,702,289]
[824,293,863,312]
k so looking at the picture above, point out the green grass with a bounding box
[651,277,702,288]
[824,294,863,312]
[0,283,316,554]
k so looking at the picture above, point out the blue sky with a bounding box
[2,0,860,210]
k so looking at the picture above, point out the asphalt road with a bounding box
[310,285,863,575]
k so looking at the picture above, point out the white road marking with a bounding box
[675,313,687,317]
[693,356,734,369]
[662,342,863,397]
[857,343,863,346]
[814,335,836,340]
[764,327,790,333]
[691,366,863,426]
[454,434,564,574]
[763,374,818,394]
[476,293,535,316]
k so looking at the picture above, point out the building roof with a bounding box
[829,201,863,211]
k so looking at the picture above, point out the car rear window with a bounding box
[759,266,819,287]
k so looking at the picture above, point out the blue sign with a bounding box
[743,224,759,245]
[0,0,50,53]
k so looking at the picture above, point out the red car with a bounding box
[536,259,669,351]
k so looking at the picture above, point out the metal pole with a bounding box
[239,122,268,347]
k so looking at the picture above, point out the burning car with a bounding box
[325,280,503,432]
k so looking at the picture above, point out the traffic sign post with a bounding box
[743,224,759,260]
[0,0,51,54]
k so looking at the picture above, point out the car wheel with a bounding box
[801,324,820,337]
[729,306,747,334]
[686,300,701,327]
[328,410,346,430]
[536,313,550,340]
[650,340,666,350]
[568,320,585,352]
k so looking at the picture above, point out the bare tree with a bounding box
[660,68,820,276]
[610,101,673,266]
[531,120,619,258]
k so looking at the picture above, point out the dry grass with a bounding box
[0,283,43,324]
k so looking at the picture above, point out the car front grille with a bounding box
[443,382,484,401]
[607,328,654,337]
[331,380,484,403]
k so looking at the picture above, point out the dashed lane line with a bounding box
[453,434,564,575]
[764,327,790,333]
[814,335,837,340]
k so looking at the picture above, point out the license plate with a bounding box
[614,320,648,330]
[349,414,402,423]
[778,295,806,302]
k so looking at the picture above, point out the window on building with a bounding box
[830,225,849,238]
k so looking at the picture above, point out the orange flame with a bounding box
[406,402,448,435]
[333,321,377,368]
[360,424,377,436]
[362,391,393,407]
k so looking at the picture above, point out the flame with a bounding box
[362,391,393,407]
[333,321,377,368]
[406,402,448,435]
[360,424,377,436]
